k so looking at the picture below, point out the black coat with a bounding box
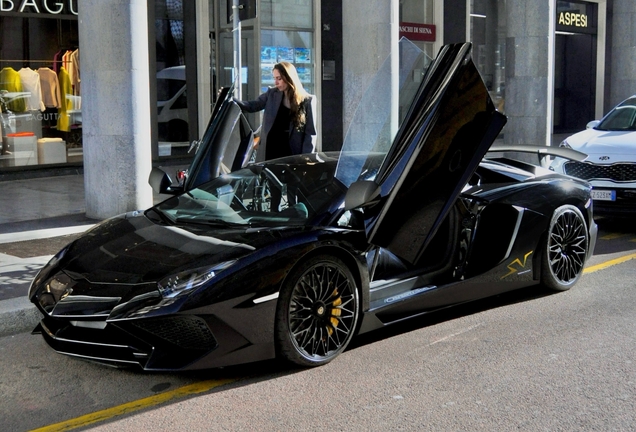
[235,87,316,162]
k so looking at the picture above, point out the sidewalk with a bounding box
[0,174,93,336]
[0,172,176,337]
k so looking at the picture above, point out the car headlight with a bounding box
[157,260,236,299]
[33,272,77,311]
[28,245,72,299]
[559,139,572,149]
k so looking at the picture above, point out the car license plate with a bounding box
[591,189,616,201]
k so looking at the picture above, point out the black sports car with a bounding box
[29,41,597,371]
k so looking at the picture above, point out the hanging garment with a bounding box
[57,67,73,132]
[18,68,46,111]
[52,49,65,73]
[62,50,72,71]
[37,68,62,109]
[0,67,27,113]
[68,49,80,96]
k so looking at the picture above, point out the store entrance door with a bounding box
[553,33,597,134]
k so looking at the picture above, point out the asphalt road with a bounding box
[1,218,635,431]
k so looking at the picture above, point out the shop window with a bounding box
[399,0,436,59]
[155,0,194,156]
[260,30,314,96]
[260,0,313,28]
[470,0,506,112]
[0,16,81,169]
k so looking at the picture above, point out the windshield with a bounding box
[334,38,433,187]
[597,97,636,131]
[152,154,348,228]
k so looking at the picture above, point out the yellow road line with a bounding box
[599,233,627,240]
[28,250,636,431]
[584,252,636,274]
[30,378,237,432]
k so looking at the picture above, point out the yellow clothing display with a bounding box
[0,67,27,113]
[56,67,73,132]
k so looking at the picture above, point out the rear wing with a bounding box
[486,144,587,168]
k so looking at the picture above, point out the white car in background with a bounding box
[551,95,636,218]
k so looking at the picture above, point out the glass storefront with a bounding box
[399,0,437,59]
[153,0,317,161]
[259,30,314,95]
[554,0,598,133]
[154,0,190,157]
[0,3,81,170]
[469,0,506,113]
[258,0,315,99]
[215,0,316,136]
[261,0,313,27]
[469,0,601,135]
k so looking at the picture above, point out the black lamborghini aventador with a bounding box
[28,40,597,371]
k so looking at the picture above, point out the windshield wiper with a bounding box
[175,217,250,228]
[146,207,175,225]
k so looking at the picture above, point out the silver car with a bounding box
[551,95,636,217]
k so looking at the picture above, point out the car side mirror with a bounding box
[586,120,600,129]
[344,180,381,211]
[149,167,183,195]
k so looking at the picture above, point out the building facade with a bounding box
[1,0,635,219]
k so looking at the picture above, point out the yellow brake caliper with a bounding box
[328,289,342,335]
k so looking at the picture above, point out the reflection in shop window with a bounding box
[155,0,191,156]
[260,30,314,96]
[0,16,80,169]
[399,0,436,59]
[260,0,313,28]
[470,0,506,113]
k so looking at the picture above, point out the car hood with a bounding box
[565,129,636,162]
[61,214,262,284]
[29,212,304,318]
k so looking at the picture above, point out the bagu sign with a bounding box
[558,11,588,28]
[0,0,78,15]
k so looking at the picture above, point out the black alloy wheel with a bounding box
[541,204,588,291]
[275,255,360,367]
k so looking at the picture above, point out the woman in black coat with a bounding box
[234,61,316,163]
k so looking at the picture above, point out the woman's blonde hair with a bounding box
[274,61,310,130]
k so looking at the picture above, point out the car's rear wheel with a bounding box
[541,204,588,291]
[275,255,360,367]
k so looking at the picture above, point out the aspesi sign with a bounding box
[0,0,78,15]
[399,22,436,42]
[558,11,588,28]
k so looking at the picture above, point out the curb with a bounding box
[0,296,41,337]
[0,224,95,244]
[0,223,95,338]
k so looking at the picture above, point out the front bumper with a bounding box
[589,187,636,216]
[35,314,218,370]
[556,159,636,216]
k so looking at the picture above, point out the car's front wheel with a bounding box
[275,255,360,367]
[541,204,588,291]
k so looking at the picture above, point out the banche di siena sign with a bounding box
[0,0,78,15]
[399,22,436,42]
